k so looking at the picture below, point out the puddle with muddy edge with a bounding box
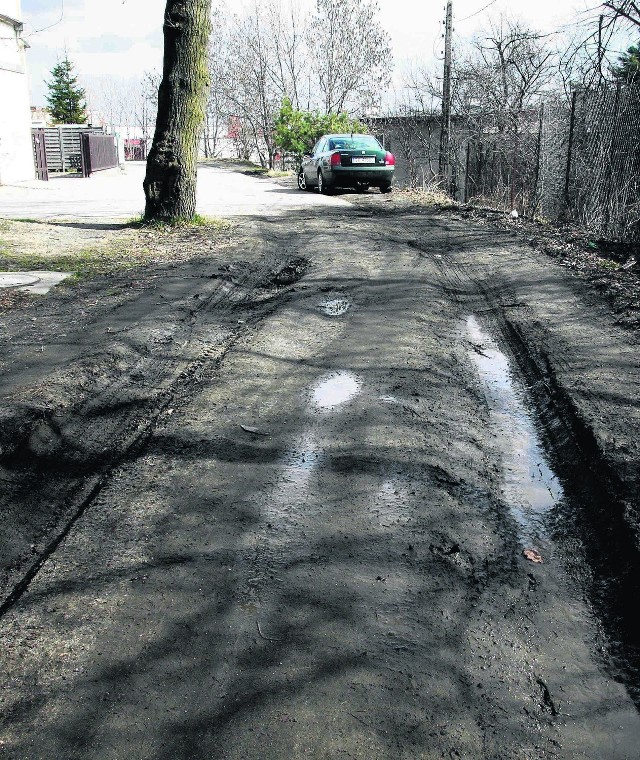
[466,313,640,709]
[466,315,563,546]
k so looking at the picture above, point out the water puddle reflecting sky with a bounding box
[311,371,361,411]
[318,298,351,316]
[260,371,362,528]
[466,315,563,546]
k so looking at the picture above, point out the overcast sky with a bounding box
[21,0,613,107]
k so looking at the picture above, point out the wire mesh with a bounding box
[460,83,640,241]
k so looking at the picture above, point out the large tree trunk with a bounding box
[143,0,212,221]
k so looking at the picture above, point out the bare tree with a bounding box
[307,0,391,114]
[447,18,558,211]
[600,1,640,30]
[453,18,555,133]
[203,0,393,168]
[203,6,228,159]
[144,0,212,221]
[86,76,135,134]
[557,2,640,87]
[266,0,311,110]
[220,2,283,167]
[136,71,160,152]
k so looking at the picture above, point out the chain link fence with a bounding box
[461,83,640,242]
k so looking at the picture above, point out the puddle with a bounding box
[262,433,322,525]
[280,434,321,484]
[311,371,361,411]
[466,315,563,545]
[318,298,351,316]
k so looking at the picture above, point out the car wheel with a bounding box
[318,170,333,195]
[297,168,308,191]
[380,184,392,194]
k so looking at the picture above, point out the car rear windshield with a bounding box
[328,136,381,151]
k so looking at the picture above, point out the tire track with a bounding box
[0,245,309,616]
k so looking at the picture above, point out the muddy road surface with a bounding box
[1,200,639,759]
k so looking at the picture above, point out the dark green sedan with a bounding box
[297,134,395,194]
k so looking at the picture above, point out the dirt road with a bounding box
[1,194,639,758]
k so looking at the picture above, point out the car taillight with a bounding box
[330,152,342,166]
[385,152,395,166]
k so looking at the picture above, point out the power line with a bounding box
[24,0,65,38]
[456,0,498,23]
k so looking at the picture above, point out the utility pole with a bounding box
[438,0,453,183]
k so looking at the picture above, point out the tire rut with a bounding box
[393,215,640,706]
[0,246,310,615]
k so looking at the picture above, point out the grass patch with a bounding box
[395,188,458,208]
[597,258,621,271]
[0,245,151,284]
[127,213,232,232]
[0,215,236,288]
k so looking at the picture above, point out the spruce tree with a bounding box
[613,42,640,82]
[45,57,87,124]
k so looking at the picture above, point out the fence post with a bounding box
[510,116,520,211]
[564,91,578,213]
[603,81,622,234]
[80,133,90,178]
[58,125,66,172]
[533,103,544,217]
[464,141,471,204]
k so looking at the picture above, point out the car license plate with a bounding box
[351,156,375,164]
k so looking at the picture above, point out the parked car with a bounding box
[297,134,395,194]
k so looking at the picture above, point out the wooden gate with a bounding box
[31,129,49,181]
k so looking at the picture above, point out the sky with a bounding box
[19,0,621,107]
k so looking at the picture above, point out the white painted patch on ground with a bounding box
[0,271,71,294]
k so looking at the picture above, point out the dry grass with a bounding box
[0,217,237,296]
[392,187,459,208]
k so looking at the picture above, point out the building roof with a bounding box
[0,12,22,32]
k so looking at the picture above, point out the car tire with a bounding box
[297,168,308,191]
[318,170,333,195]
[380,184,392,194]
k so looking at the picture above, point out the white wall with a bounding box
[0,1,36,184]
[0,1,21,18]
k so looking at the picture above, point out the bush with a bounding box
[274,98,368,161]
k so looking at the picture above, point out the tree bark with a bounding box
[144,0,212,221]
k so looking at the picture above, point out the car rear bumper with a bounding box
[327,166,394,186]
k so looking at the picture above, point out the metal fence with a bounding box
[568,85,640,240]
[461,83,640,241]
